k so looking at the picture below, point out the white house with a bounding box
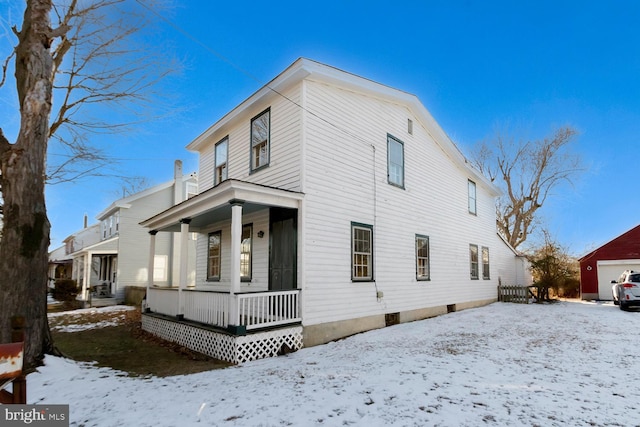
[48,160,197,306]
[140,58,528,363]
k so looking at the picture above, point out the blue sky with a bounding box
[1,0,639,255]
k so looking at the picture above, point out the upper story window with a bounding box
[387,134,404,188]
[469,244,479,280]
[186,182,198,199]
[65,240,74,255]
[101,212,120,240]
[468,180,477,215]
[352,222,373,281]
[251,109,270,172]
[416,235,430,281]
[215,137,228,185]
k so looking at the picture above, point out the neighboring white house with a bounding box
[48,160,197,306]
[140,58,529,363]
[48,218,99,289]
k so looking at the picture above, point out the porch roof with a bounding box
[69,236,119,257]
[140,179,304,233]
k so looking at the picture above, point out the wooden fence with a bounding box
[498,285,532,304]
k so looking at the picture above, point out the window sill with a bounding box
[387,181,405,190]
[249,164,269,175]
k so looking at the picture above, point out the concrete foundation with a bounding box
[303,298,497,348]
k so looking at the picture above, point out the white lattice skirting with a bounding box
[141,314,303,364]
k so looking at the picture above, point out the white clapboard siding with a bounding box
[193,209,270,292]
[300,79,503,325]
[197,85,302,194]
[183,60,520,332]
[116,185,175,291]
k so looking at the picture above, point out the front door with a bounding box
[269,208,297,291]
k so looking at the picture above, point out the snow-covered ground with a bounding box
[26,301,638,426]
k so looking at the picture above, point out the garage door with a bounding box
[597,260,640,300]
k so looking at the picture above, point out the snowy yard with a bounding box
[27,301,638,426]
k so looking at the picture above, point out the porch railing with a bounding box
[183,289,229,328]
[237,290,301,330]
[146,287,179,317]
[146,287,301,331]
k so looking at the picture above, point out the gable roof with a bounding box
[96,173,196,220]
[579,223,640,261]
[186,58,497,195]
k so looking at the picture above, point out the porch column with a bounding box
[177,218,191,320]
[228,199,244,330]
[146,231,157,311]
[83,253,91,302]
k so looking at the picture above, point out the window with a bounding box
[387,135,404,188]
[416,235,430,281]
[241,224,252,280]
[207,231,221,280]
[154,255,168,282]
[352,223,373,281]
[482,246,490,280]
[215,137,228,185]
[469,244,479,280]
[65,240,73,255]
[468,180,477,215]
[114,212,119,233]
[186,182,198,199]
[251,109,270,171]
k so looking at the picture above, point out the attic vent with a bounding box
[407,118,413,135]
[385,312,400,326]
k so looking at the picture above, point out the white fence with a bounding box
[146,287,179,317]
[183,290,229,328]
[146,287,301,331]
[237,290,301,330]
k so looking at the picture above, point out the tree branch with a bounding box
[0,128,10,156]
[473,126,581,249]
[0,51,16,88]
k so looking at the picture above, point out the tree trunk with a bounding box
[0,0,55,371]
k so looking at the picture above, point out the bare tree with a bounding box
[113,176,152,199]
[0,0,177,369]
[472,126,581,250]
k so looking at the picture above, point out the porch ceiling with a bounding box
[140,179,304,233]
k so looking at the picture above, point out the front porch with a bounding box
[140,180,305,363]
[142,287,302,363]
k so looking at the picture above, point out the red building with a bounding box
[579,224,640,300]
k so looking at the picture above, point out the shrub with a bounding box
[52,279,79,302]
